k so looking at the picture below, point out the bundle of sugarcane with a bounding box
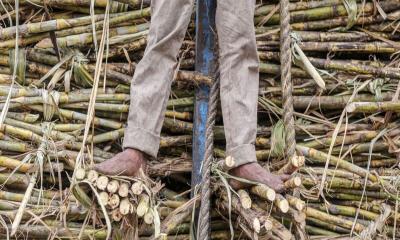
[74,168,159,225]
[0,0,400,239]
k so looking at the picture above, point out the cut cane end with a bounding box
[137,194,150,217]
[144,210,154,225]
[75,168,86,180]
[285,176,302,188]
[264,219,273,231]
[238,190,252,209]
[278,199,289,213]
[96,176,109,191]
[225,156,235,168]
[107,180,119,194]
[98,192,109,206]
[112,209,123,222]
[87,170,99,183]
[119,198,132,215]
[253,217,261,233]
[108,194,120,209]
[267,189,276,202]
[292,176,302,187]
[118,182,130,198]
[295,201,305,211]
[291,155,305,168]
[131,181,144,195]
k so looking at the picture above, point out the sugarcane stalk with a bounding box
[250,184,276,202]
[347,101,400,113]
[306,206,364,232]
[10,170,37,236]
[274,194,289,213]
[0,140,32,152]
[238,189,252,210]
[28,105,124,129]
[297,145,378,182]
[309,203,379,221]
[286,195,305,211]
[277,155,305,174]
[306,217,350,234]
[255,0,400,25]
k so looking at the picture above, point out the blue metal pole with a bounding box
[191,0,217,189]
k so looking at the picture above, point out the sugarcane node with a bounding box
[119,198,132,215]
[106,180,119,194]
[87,170,99,183]
[111,209,123,222]
[131,181,144,195]
[118,182,130,198]
[144,209,154,225]
[75,168,86,180]
[251,184,276,202]
[225,156,235,168]
[108,194,120,209]
[264,219,273,231]
[238,189,252,209]
[98,191,109,206]
[345,103,357,113]
[253,217,261,233]
[284,176,302,188]
[137,194,150,217]
[96,176,109,191]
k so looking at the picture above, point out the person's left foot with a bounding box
[229,162,289,193]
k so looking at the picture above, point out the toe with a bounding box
[280,174,291,181]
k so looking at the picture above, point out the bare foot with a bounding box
[93,148,147,177]
[229,162,289,193]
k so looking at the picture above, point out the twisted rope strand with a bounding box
[280,0,297,163]
[197,76,220,240]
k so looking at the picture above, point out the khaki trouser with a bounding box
[123,0,259,168]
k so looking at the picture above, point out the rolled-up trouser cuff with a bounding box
[226,144,257,169]
[123,127,160,158]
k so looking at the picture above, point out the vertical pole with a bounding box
[192,0,217,190]
[192,0,217,238]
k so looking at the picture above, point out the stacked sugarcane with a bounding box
[74,168,159,224]
[0,0,400,239]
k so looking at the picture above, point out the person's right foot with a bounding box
[93,148,147,177]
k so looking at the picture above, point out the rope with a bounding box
[197,76,220,240]
[280,0,297,164]
[358,204,391,240]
